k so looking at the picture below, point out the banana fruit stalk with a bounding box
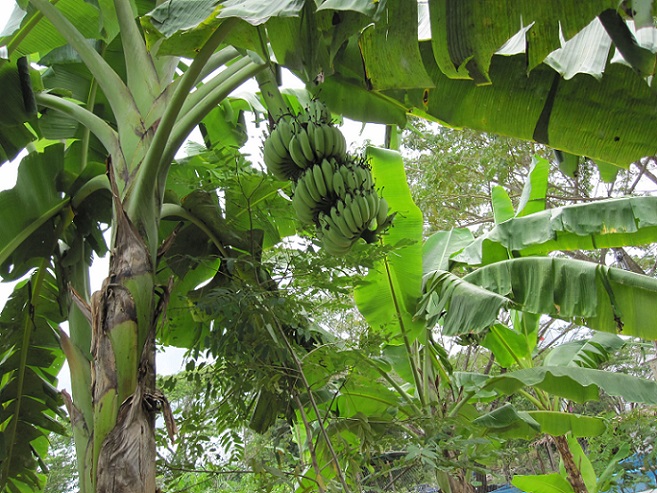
[262,99,395,256]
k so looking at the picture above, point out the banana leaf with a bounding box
[454,196,657,266]
[473,404,606,439]
[354,147,425,343]
[0,269,67,492]
[0,59,37,165]
[472,366,657,404]
[423,228,474,275]
[428,0,619,82]
[513,473,574,493]
[0,145,67,280]
[544,332,624,368]
[419,257,657,340]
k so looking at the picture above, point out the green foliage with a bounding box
[4,1,657,492]
[0,269,67,492]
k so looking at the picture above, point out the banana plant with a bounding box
[2,0,657,491]
[0,0,292,491]
[414,155,657,493]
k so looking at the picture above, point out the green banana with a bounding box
[269,127,290,160]
[331,126,347,157]
[292,187,315,224]
[341,202,360,234]
[293,179,316,210]
[277,118,294,144]
[365,191,380,223]
[322,124,335,156]
[302,169,322,203]
[332,170,346,198]
[264,141,294,181]
[344,167,359,191]
[348,195,364,228]
[297,127,316,163]
[376,197,389,229]
[355,166,373,191]
[320,232,351,256]
[310,123,325,158]
[289,134,311,169]
[330,206,355,239]
[320,214,353,249]
[356,193,371,225]
[312,163,328,196]
[320,159,335,195]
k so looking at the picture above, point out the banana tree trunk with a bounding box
[89,190,159,492]
[553,435,588,493]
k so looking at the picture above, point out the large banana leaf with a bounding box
[359,0,433,90]
[454,196,657,266]
[513,474,574,493]
[543,332,624,368]
[0,269,67,492]
[0,58,38,165]
[397,43,657,167]
[461,366,657,404]
[473,404,606,439]
[0,145,67,280]
[354,147,425,343]
[419,257,657,340]
[1,0,104,58]
[423,228,474,275]
[316,2,657,166]
[428,0,619,82]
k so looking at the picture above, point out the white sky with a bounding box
[0,5,385,390]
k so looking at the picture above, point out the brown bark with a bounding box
[447,471,476,493]
[552,435,588,493]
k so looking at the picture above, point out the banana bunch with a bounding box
[291,156,392,255]
[263,103,347,181]
[263,99,394,256]
[262,116,299,181]
[317,191,391,255]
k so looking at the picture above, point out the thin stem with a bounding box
[518,389,545,410]
[36,93,120,156]
[293,392,326,493]
[127,19,238,226]
[0,198,69,267]
[28,0,138,126]
[163,60,264,174]
[272,318,352,493]
[71,175,111,209]
[448,390,474,418]
[493,327,529,369]
[80,49,102,172]
[113,0,159,112]
[191,46,242,89]
[382,253,427,409]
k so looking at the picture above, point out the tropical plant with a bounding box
[2,1,657,492]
